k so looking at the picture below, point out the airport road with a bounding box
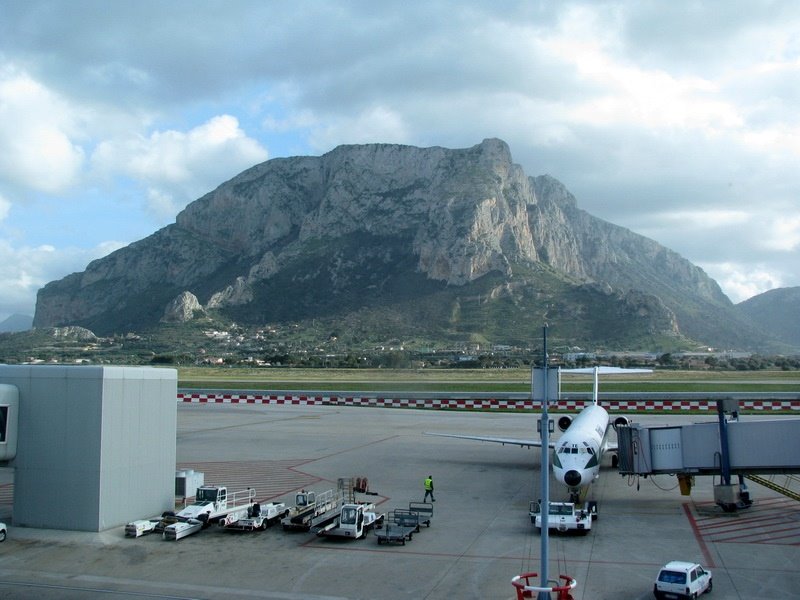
[0,403,799,599]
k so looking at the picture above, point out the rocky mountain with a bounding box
[33,139,774,351]
[0,313,33,333]
[737,287,800,348]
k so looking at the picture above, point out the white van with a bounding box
[653,561,712,599]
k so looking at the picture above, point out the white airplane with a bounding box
[425,367,651,502]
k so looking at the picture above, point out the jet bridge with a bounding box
[617,400,800,511]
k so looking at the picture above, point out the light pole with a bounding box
[538,325,550,600]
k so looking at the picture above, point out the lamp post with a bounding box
[538,325,550,600]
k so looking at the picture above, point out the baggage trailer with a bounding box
[408,501,433,528]
[124,518,162,538]
[222,501,288,532]
[375,509,419,545]
[282,489,340,532]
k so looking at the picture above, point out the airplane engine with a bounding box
[613,416,632,431]
[557,415,573,432]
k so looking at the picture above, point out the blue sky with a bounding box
[1,1,799,322]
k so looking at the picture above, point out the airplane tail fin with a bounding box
[560,366,652,407]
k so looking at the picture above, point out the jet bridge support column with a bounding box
[714,398,751,512]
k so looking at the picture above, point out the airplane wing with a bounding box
[424,432,554,449]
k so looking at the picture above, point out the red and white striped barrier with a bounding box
[177,392,800,412]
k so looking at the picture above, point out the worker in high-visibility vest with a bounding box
[423,475,436,502]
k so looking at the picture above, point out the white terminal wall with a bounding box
[0,365,177,531]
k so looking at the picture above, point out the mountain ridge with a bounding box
[737,287,800,348]
[33,139,778,351]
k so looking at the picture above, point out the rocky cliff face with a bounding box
[33,139,766,349]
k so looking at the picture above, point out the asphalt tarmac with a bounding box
[0,403,799,599]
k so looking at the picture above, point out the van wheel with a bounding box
[0,530,6,542]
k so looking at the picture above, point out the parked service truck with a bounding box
[529,500,595,534]
[313,502,384,539]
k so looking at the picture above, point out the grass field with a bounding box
[177,367,800,394]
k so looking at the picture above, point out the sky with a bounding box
[1,1,799,322]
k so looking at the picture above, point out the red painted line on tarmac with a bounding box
[696,513,792,532]
[683,503,716,568]
[713,527,800,546]
[299,540,670,566]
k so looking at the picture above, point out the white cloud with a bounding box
[0,193,10,222]
[0,239,124,319]
[538,7,744,134]
[701,262,783,304]
[1,1,800,320]
[92,115,269,218]
[0,66,85,193]
[308,106,410,152]
[657,209,750,229]
[761,214,800,252]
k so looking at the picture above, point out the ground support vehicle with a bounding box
[222,502,288,532]
[529,500,595,533]
[124,519,163,537]
[281,489,340,531]
[653,561,712,599]
[125,485,257,541]
[375,509,419,545]
[408,501,433,527]
[313,502,385,539]
[163,485,256,540]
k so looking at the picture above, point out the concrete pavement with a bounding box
[0,403,798,599]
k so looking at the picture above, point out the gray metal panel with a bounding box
[727,420,800,470]
[97,367,177,530]
[1,365,177,532]
[649,427,683,471]
[623,419,800,475]
[682,422,721,471]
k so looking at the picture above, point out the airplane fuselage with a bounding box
[551,403,610,498]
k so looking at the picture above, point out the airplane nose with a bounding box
[564,470,582,487]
